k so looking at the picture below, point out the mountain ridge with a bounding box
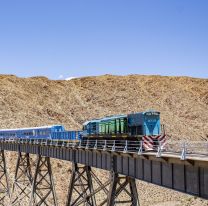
[0,74,207,140]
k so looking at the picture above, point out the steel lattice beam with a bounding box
[66,163,96,206]
[11,152,33,206]
[30,155,58,206]
[0,150,10,205]
[107,172,140,206]
[66,161,139,206]
[66,163,112,206]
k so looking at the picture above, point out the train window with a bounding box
[39,130,50,136]
[40,131,45,135]
[92,124,96,131]
[45,130,50,135]
[91,123,97,134]
[23,132,33,136]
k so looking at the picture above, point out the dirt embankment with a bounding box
[0,74,208,206]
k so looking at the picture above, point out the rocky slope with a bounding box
[0,74,208,205]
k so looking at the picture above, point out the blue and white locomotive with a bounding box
[82,110,165,150]
[82,110,161,137]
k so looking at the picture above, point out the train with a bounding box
[0,110,166,150]
[0,125,81,141]
[82,110,161,138]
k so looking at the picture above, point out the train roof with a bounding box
[100,114,127,121]
[82,110,160,125]
[128,110,160,115]
[83,119,101,125]
[0,125,64,132]
[143,110,160,115]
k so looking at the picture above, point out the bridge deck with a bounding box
[0,141,208,200]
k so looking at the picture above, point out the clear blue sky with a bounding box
[0,0,207,79]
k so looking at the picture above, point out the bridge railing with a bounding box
[0,138,208,160]
[165,141,208,155]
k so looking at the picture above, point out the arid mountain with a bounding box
[0,74,208,206]
[0,74,207,140]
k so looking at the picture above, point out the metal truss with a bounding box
[11,152,33,206]
[0,150,10,205]
[107,173,140,206]
[66,162,139,206]
[66,163,112,206]
[30,155,58,206]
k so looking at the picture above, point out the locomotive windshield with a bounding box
[145,111,160,116]
[145,112,159,121]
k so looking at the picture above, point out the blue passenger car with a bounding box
[0,125,65,140]
[51,131,82,140]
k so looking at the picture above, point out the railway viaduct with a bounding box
[0,140,207,205]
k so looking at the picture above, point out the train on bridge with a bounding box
[0,110,166,150]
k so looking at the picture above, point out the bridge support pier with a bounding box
[0,150,10,205]
[107,172,140,206]
[66,162,139,206]
[30,155,58,206]
[11,152,33,205]
[66,162,112,206]
[66,163,96,206]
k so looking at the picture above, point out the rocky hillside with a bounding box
[0,74,208,206]
[0,74,207,140]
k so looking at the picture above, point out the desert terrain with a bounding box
[0,74,207,205]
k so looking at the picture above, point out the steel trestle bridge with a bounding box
[0,139,207,206]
